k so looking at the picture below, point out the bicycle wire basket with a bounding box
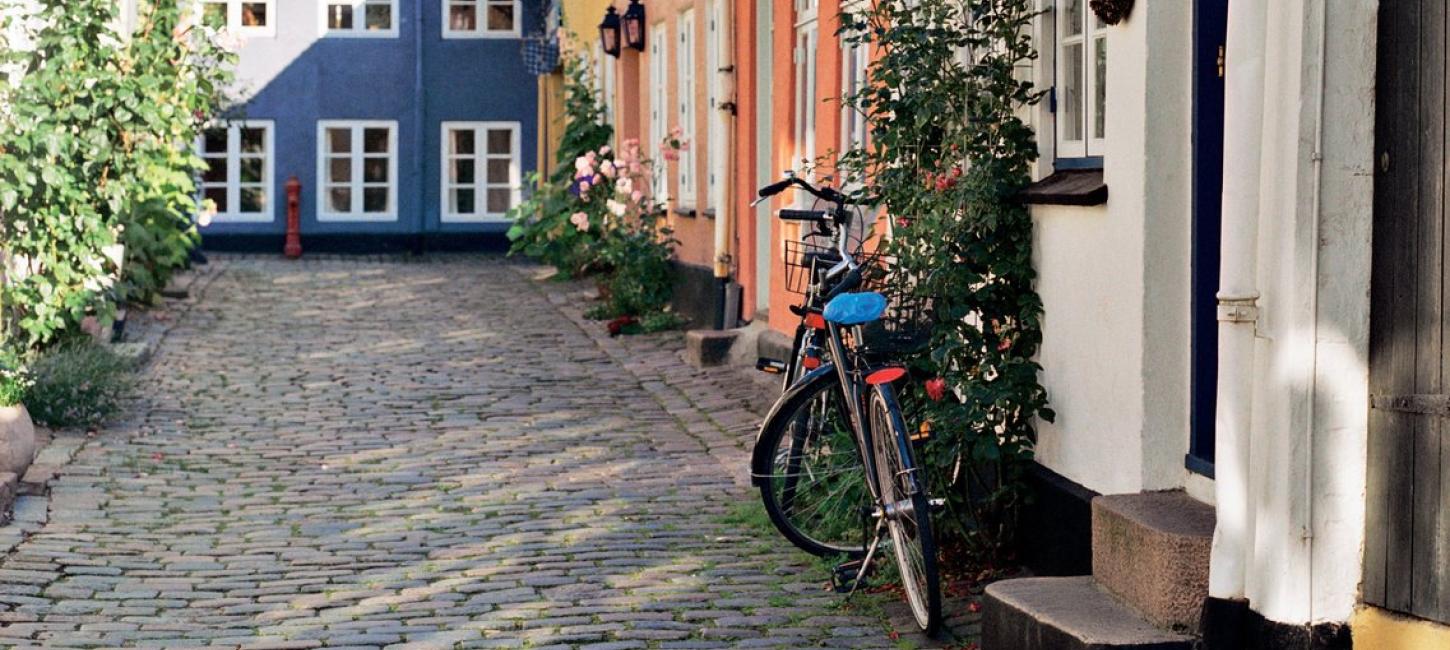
[783,239,934,356]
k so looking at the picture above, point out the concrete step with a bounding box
[1092,490,1214,633]
[983,576,1196,650]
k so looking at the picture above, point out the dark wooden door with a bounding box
[1188,0,1228,477]
[1364,0,1450,623]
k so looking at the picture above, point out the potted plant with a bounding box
[0,348,35,478]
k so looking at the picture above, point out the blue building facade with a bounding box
[197,0,539,248]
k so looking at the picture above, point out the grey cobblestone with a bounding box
[0,256,978,649]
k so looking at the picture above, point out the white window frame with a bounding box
[594,43,616,131]
[319,0,399,38]
[1054,0,1106,159]
[441,0,521,39]
[705,0,726,214]
[316,120,399,222]
[197,120,275,223]
[649,21,669,202]
[839,0,868,155]
[676,9,697,208]
[792,1,818,205]
[440,121,522,223]
[198,0,276,37]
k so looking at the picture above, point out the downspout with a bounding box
[1209,0,1269,602]
[1300,0,1330,621]
[713,4,735,327]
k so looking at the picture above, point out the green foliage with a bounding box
[0,0,234,348]
[0,348,31,407]
[841,0,1052,565]
[506,52,614,275]
[25,340,135,429]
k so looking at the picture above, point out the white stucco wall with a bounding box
[1030,0,1193,497]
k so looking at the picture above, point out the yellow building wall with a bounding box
[537,1,614,178]
[1353,605,1450,649]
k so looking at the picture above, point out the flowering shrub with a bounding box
[841,0,1052,566]
[0,349,31,408]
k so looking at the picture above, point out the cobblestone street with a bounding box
[0,257,964,650]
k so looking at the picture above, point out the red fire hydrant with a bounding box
[284,176,302,259]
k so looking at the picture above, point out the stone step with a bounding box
[983,576,1196,650]
[1092,490,1214,633]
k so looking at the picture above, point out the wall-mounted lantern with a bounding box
[599,5,622,57]
[622,0,646,51]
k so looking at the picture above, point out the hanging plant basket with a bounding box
[1090,0,1134,25]
[522,34,561,76]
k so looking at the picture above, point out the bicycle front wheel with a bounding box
[869,383,942,635]
[755,372,869,558]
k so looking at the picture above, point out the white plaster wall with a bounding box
[1030,0,1193,497]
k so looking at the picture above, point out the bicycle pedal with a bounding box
[831,559,872,593]
[756,358,786,374]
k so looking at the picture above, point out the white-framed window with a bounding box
[705,0,726,214]
[443,0,519,38]
[316,120,398,221]
[839,1,868,154]
[593,43,616,131]
[676,9,697,208]
[198,121,274,223]
[440,122,521,222]
[792,0,818,203]
[320,0,398,38]
[1055,0,1106,158]
[649,21,669,202]
[200,0,274,36]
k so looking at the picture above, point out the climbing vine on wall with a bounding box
[840,0,1053,564]
[0,0,235,348]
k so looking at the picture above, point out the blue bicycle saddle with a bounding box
[823,292,888,325]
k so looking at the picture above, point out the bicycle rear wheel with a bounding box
[755,373,869,558]
[869,383,942,635]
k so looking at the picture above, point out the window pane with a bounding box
[240,187,266,213]
[327,128,352,153]
[449,4,477,31]
[453,189,476,214]
[487,189,510,213]
[486,129,510,154]
[363,188,389,212]
[241,2,267,27]
[327,4,353,29]
[240,158,264,183]
[203,157,228,183]
[1094,37,1107,140]
[364,128,390,153]
[202,2,227,28]
[203,128,228,153]
[240,127,266,152]
[205,186,228,212]
[365,3,392,30]
[486,159,509,184]
[487,4,513,31]
[1061,42,1084,141]
[451,129,475,155]
[329,158,351,183]
[452,159,475,184]
[364,157,389,183]
[1064,0,1083,36]
[328,187,352,212]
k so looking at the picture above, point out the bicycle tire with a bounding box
[753,368,869,558]
[869,383,943,635]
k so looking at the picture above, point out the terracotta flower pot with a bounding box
[0,404,36,478]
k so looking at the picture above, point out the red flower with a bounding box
[968,600,982,613]
[925,377,947,401]
[935,174,957,192]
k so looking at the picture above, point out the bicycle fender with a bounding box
[751,364,840,486]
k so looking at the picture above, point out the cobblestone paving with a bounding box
[0,256,976,650]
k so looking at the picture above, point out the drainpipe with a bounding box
[713,5,735,328]
[1210,0,1268,602]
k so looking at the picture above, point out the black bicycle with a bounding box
[749,174,942,635]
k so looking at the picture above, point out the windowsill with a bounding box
[1021,168,1107,206]
[701,208,716,219]
[673,207,698,218]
